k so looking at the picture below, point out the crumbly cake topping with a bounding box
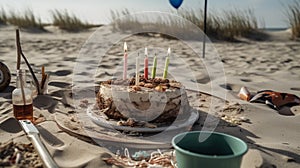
[102,76,182,92]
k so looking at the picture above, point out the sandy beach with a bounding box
[0,24,300,168]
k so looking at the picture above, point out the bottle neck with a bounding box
[16,70,27,88]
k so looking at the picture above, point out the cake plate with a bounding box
[87,106,199,133]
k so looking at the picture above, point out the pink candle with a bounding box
[144,48,148,79]
[123,42,128,80]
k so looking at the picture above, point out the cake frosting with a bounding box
[96,76,190,124]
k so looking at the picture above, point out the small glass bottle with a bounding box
[12,69,33,121]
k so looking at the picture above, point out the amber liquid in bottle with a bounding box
[13,104,33,121]
[12,69,34,121]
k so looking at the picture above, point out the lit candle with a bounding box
[163,48,170,79]
[136,52,140,85]
[151,53,157,79]
[123,42,128,80]
[144,48,148,80]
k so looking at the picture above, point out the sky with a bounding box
[0,0,295,28]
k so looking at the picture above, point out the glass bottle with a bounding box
[12,69,33,121]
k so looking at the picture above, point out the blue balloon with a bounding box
[169,0,183,9]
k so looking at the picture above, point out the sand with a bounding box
[0,24,300,168]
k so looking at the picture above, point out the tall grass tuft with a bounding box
[51,10,94,31]
[110,8,260,41]
[220,9,258,39]
[175,8,258,40]
[285,0,300,39]
[6,9,44,30]
[110,9,199,39]
[0,7,7,25]
[110,9,143,32]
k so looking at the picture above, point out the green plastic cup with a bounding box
[172,131,248,168]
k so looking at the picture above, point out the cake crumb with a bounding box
[155,85,166,92]
[144,83,153,88]
[132,85,142,91]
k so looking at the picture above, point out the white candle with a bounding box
[123,42,128,80]
[136,52,140,85]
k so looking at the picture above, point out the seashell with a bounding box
[144,122,157,128]
[117,121,123,126]
[15,152,21,164]
[238,86,251,101]
[239,116,250,122]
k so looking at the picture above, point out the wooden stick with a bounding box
[41,74,47,90]
[16,29,21,70]
[42,66,45,77]
[41,66,45,88]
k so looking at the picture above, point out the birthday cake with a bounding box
[96,76,191,124]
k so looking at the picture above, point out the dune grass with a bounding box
[0,6,259,37]
[110,8,260,41]
[51,10,96,31]
[5,9,44,30]
[179,8,258,40]
[110,9,203,40]
[0,8,7,25]
[285,0,300,39]
[0,8,98,31]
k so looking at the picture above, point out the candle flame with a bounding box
[124,42,127,51]
[167,47,171,55]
